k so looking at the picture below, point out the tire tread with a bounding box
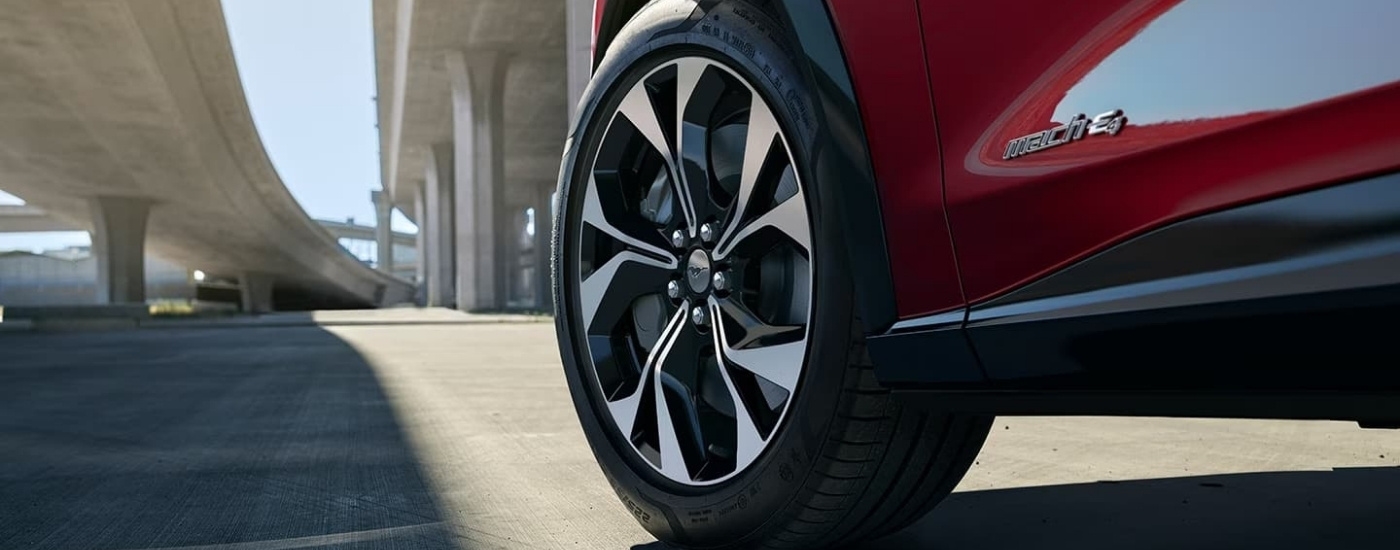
[759,320,992,549]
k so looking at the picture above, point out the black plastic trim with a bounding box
[977,172,1400,312]
[868,309,983,384]
[766,0,898,334]
[872,172,1400,412]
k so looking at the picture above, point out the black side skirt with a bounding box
[870,171,1400,418]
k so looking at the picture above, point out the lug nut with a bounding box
[666,280,682,299]
[711,271,730,293]
[671,229,687,249]
[699,222,717,244]
[690,306,708,327]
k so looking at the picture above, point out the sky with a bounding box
[0,0,412,253]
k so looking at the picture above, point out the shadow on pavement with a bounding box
[633,467,1400,550]
[0,326,457,549]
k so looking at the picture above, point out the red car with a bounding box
[550,0,1400,547]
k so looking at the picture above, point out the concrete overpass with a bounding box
[0,0,413,311]
[317,219,417,249]
[0,205,77,233]
[373,0,592,311]
[0,206,419,259]
[0,203,421,290]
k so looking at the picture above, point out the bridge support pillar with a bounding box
[448,50,507,312]
[89,196,150,304]
[424,142,456,308]
[372,190,393,274]
[412,181,427,304]
[239,271,274,314]
[504,204,527,307]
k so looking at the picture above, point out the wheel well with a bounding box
[590,0,899,334]
[594,0,787,69]
[593,0,650,69]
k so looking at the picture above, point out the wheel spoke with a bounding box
[708,300,768,466]
[715,95,781,257]
[583,175,676,262]
[604,305,689,439]
[580,175,677,332]
[674,57,710,233]
[615,67,697,234]
[712,295,804,349]
[579,250,672,332]
[617,82,676,171]
[715,189,809,260]
[649,302,699,480]
[709,296,807,393]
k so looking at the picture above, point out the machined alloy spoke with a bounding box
[650,304,698,480]
[709,301,768,467]
[716,190,810,261]
[616,83,677,174]
[604,304,690,439]
[712,296,805,349]
[674,57,712,234]
[674,58,707,125]
[615,72,696,233]
[709,296,807,393]
[715,94,782,256]
[580,176,678,331]
[583,176,677,262]
[580,251,673,332]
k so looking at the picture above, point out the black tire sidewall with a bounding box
[552,0,855,545]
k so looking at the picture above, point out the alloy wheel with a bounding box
[572,56,813,486]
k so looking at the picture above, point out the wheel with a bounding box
[551,1,993,547]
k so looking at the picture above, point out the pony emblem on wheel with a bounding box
[1003,109,1128,160]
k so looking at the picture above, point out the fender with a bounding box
[592,0,901,334]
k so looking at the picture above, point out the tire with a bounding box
[551,1,994,548]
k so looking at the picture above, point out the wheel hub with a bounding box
[685,249,712,294]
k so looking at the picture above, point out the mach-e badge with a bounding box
[1003,109,1127,160]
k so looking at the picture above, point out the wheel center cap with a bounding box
[686,249,712,293]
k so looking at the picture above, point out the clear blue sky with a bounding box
[0,0,412,253]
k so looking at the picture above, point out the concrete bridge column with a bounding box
[424,143,456,308]
[89,196,151,304]
[239,271,274,314]
[506,204,530,306]
[412,181,427,304]
[447,50,507,312]
[372,190,393,274]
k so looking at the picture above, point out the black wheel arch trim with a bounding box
[593,0,651,71]
[593,0,901,335]
[764,0,900,334]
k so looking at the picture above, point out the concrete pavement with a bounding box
[1,312,1396,549]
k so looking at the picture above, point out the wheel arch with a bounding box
[594,0,900,334]
[592,0,650,71]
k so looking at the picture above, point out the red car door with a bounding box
[921,0,1400,305]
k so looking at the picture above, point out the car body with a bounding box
[593,0,1400,418]
[559,1,1400,547]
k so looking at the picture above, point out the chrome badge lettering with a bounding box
[1004,109,1127,160]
